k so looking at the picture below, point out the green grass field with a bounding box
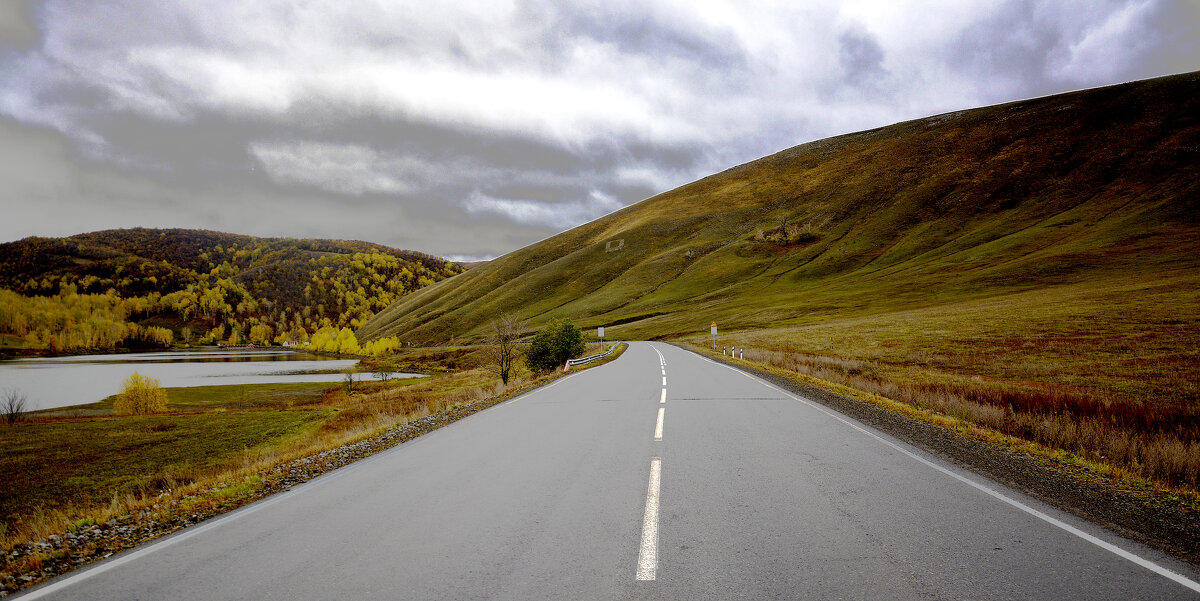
[35,382,336,418]
[692,273,1200,407]
[0,410,331,528]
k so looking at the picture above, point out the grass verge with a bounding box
[677,277,1200,494]
[0,343,626,594]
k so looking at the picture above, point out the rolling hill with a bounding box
[359,71,1200,345]
[358,71,1200,498]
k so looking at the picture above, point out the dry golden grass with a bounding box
[672,270,1200,493]
[737,346,1199,488]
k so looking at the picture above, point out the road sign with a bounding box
[598,326,604,338]
[710,322,717,336]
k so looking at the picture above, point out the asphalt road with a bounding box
[23,342,1200,600]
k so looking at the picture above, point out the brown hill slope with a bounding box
[360,71,1200,345]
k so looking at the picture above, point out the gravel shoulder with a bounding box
[696,347,1200,568]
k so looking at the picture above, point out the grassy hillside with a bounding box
[360,72,1200,494]
[0,228,461,352]
[361,71,1200,345]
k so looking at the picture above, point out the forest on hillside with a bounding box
[0,228,462,354]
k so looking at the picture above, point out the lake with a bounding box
[0,348,419,411]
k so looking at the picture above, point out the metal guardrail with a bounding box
[566,342,623,367]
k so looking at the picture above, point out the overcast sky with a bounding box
[1,1,1196,260]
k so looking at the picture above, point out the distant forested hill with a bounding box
[0,228,462,352]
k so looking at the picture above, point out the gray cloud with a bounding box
[1,0,1197,260]
[0,0,37,50]
[840,27,887,83]
[464,189,624,230]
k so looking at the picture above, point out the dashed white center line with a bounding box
[660,388,666,404]
[654,407,664,441]
[636,458,662,581]
[661,376,666,386]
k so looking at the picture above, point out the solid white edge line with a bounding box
[501,371,578,407]
[18,370,584,600]
[636,457,662,581]
[660,389,666,404]
[690,350,1200,593]
[654,407,664,441]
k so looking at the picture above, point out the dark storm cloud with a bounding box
[839,28,887,83]
[944,0,1073,96]
[1,0,1197,259]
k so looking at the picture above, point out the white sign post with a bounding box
[710,322,717,349]
[598,326,605,352]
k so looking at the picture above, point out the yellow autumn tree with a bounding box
[248,323,273,345]
[361,335,399,358]
[114,372,168,415]
[335,327,361,355]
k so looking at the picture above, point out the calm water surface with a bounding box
[0,349,415,410]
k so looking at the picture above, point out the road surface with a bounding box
[22,342,1200,599]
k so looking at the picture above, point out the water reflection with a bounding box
[0,349,418,411]
[14,349,331,364]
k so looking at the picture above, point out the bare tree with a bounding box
[3,389,29,424]
[373,364,395,382]
[487,314,525,385]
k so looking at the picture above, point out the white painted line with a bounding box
[501,372,577,407]
[693,351,1200,594]
[636,458,662,581]
[654,407,664,441]
[662,376,666,386]
[660,388,666,404]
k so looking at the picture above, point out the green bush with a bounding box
[525,319,586,372]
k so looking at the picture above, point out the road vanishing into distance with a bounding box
[23,342,1200,600]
